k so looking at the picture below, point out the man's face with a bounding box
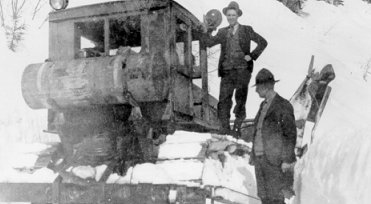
[226,9,239,26]
[255,84,268,99]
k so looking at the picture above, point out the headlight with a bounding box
[50,0,69,10]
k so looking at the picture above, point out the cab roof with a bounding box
[49,0,202,27]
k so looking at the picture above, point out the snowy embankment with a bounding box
[0,132,259,204]
[1,0,371,203]
[0,9,57,144]
[292,1,371,204]
[181,0,371,202]
[179,1,371,202]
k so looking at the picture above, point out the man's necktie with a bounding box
[228,25,234,37]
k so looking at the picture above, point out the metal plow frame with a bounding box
[0,181,209,204]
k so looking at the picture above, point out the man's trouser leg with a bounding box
[254,155,285,204]
[233,69,251,130]
[218,73,235,131]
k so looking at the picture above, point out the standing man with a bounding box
[202,1,268,134]
[250,68,297,204]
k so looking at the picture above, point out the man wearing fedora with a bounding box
[250,68,297,204]
[202,1,268,134]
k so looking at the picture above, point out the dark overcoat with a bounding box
[203,25,268,77]
[251,94,297,166]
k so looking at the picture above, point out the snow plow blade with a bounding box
[238,56,335,157]
[0,133,259,204]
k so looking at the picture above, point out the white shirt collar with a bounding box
[229,23,239,33]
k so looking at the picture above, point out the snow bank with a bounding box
[0,3,57,144]
[0,143,57,183]
[0,167,57,183]
[295,127,371,204]
[178,1,371,203]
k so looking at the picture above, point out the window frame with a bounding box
[73,11,148,58]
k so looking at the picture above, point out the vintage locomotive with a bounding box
[21,0,220,175]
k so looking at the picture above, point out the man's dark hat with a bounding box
[252,68,280,87]
[222,1,243,17]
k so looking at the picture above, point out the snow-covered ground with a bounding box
[1,0,371,203]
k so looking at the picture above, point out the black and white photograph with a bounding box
[0,0,370,203]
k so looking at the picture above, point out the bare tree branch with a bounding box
[11,0,25,19]
[32,0,47,20]
[0,0,5,27]
[363,58,371,82]
[7,0,26,51]
[33,0,42,20]
[19,0,26,13]
[39,15,49,29]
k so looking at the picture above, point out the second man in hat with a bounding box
[251,68,297,204]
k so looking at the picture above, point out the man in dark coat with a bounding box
[202,1,268,134]
[250,68,297,204]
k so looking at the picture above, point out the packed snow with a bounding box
[1,0,371,203]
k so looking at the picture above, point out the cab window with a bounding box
[74,15,142,58]
[75,19,105,58]
[109,15,141,55]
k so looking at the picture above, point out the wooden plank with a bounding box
[193,117,219,131]
[141,14,150,53]
[186,20,194,116]
[177,186,209,204]
[168,4,177,119]
[171,9,193,115]
[50,21,75,60]
[183,19,192,75]
[315,86,332,121]
[49,22,57,60]
[156,156,205,162]
[212,186,261,203]
[289,55,315,150]
[73,22,81,58]
[311,86,332,143]
[173,74,192,115]
[199,40,209,121]
[0,183,209,204]
[53,176,62,204]
[66,10,147,24]
[290,55,315,100]
[59,183,106,204]
[0,183,53,202]
[104,18,110,56]
[211,198,240,204]
[171,2,202,28]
